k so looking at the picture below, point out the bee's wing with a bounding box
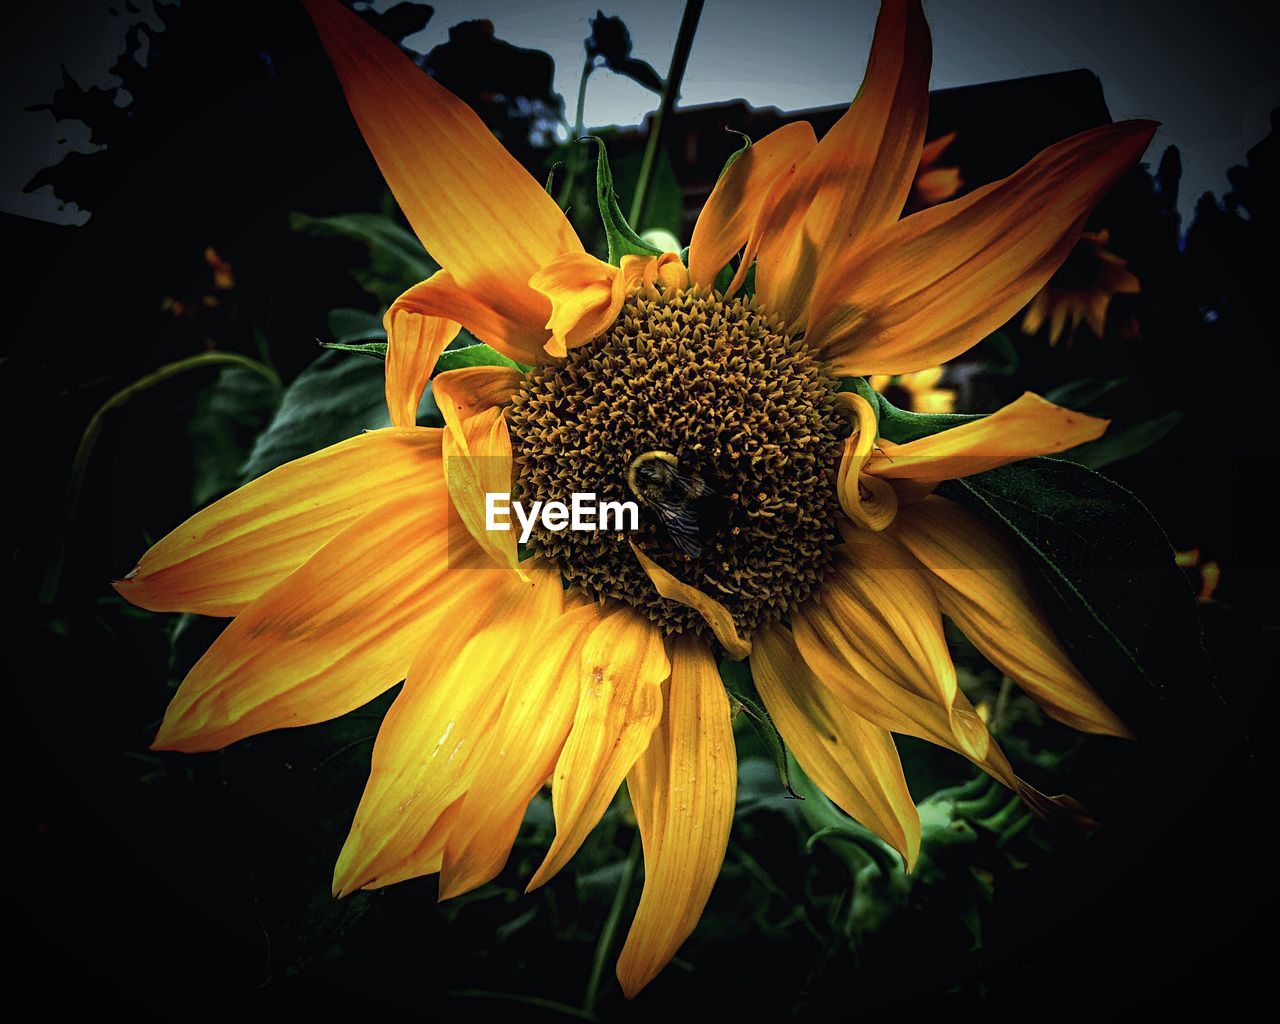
[650,497,704,559]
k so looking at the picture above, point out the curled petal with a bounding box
[529,252,650,357]
[630,542,751,659]
[892,496,1130,737]
[805,120,1158,374]
[115,428,441,616]
[616,637,736,998]
[753,623,920,870]
[833,391,898,531]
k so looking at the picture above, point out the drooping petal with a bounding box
[792,528,991,762]
[438,601,607,899]
[630,542,751,659]
[755,0,931,327]
[152,488,492,753]
[687,122,819,288]
[303,0,580,342]
[892,496,1130,736]
[527,607,670,890]
[867,392,1109,499]
[616,637,736,998]
[332,558,564,895]
[753,622,919,870]
[805,119,1158,374]
[433,365,525,579]
[115,428,442,616]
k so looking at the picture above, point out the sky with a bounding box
[4,0,1277,225]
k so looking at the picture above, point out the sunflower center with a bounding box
[506,284,847,640]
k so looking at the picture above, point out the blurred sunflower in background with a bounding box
[870,366,956,413]
[1021,228,1141,345]
[115,0,1154,997]
[907,129,962,210]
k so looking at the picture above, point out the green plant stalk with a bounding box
[38,351,281,606]
[583,831,642,1014]
[557,57,597,210]
[628,0,705,229]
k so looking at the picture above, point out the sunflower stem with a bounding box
[38,351,281,607]
[628,0,705,231]
[583,830,642,1014]
[557,56,597,210]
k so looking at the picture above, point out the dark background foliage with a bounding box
[6,0,1279,1017]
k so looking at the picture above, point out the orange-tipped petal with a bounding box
[792,528,990,762]
[433,365,526,579]
[115,428,441,617]
[153,488,487,754]
[755,0,931,327]
[867,392,1109,498]
[527,607,670,890]
[892,496,1130,737]
[616,636,736,998]
[753,623,919,870]
[303,0,580,342]
[630,542,751,659]
[438,602,607,899]
[806,120,1158,374]
[687,122,819,289]
[332,558,564,896]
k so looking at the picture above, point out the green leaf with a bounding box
[327,306,384,345]
[1058,411,1184,470]
[189,365,281,505]
[720,657,799,799]
[1045,375,1130,411]
[586,136,662,265]
[844,376,982,442]
[938,458,1219,736]
[240,351,399,481]
[290,210,436,302]
[434,343,527,375]
[322,340,388,359]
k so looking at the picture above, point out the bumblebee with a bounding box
[626,450,728,559]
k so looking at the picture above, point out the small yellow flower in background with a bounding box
[115,0,1155,998]
[1175,549,1222,604]
[1021,228,1140,345]
[870,366,956,413]
[907,129,962,210]
[205,246,236,291]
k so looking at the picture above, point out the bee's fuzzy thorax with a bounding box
[506,285,847,641]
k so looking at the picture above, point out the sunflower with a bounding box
[907,129,963,210]
[116,0,1154,998]
[1021,228,1141,345]
[869,366,956,413]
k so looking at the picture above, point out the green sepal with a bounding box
[321,340,387,359]
[720,657,800,799]
[433,343,528,375]
[586,135,663,265]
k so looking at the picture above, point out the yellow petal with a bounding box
[333,558,564,895]
[755,0,931,327]
[868,392,1108,498]
[304,0,580,342]
[753,622,919,869]
[438,602,607,899]
[153,488,494,754]
[433,365,526,579]
[527,607,671,890]
[616,636,736,998]
[806,120,1158,374]
[387,269,553,380]
[630,541,751,659]
[115,428,441,616]
[833,391,899,531]
[792,529,991,762]
[892,496,1130,737]
[687,122,819,288]
[382,273,463,428]
[529,252,652,357]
